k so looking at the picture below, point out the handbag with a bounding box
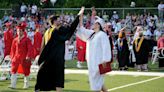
[99,61,112,75]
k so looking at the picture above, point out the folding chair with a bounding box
[65,45,75,60]
[30,55,40,79]
[68,45,75,60]
[112,47,118,68]
[0,55,4,64]
[72,41,78,60]
[151,46,159,65]
[0,55,11,80]
[158,48,164,59]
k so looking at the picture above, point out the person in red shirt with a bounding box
[157,33,164,68]
[33,24,42,58]
[76,37,86,68]
[4,22,14,57]
[9,25,33,89]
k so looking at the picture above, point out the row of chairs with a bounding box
[151,46,164,65]
[0,55,39,80]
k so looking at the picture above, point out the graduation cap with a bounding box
[16,25,25,31]
[35,23,40,28]
[106,22,112,26]
[95,16,105,28]
[21,22,27,29]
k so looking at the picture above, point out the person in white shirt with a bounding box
[154,29,161,40]
[27,28,35,44]
[31,4,37,16]
[28,18,35,31]
[158,1,164,22]
[114,20,122,33]
[20,3,27,17]
[111,11,119,21]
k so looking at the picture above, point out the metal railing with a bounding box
[0,7,158,18]
[42,7,158,18]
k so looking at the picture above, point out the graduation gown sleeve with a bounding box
[38,15,80,65]
[76,26,94,42]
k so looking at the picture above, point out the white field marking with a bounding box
[107,76,163,91]
[65,69,164,77]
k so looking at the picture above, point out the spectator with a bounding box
[157,32,164,68]
[31,3,37,16]
[20,3,27,17]
[111,11,119,21]
[158,1,164,22]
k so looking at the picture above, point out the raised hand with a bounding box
[78,6,85,16]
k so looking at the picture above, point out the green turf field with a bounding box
[0,74,163,92]
[65,60,164,72]
[0,60,164,92]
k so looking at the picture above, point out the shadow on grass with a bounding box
[0,90,18,92]
[64,89,92,92]
[65,79,78,83]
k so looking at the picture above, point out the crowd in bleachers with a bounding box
[0,4,164,71]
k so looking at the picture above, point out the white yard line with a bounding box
[107,76,163,91]
[65,69,164,76]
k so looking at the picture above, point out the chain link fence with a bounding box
[42,7,158,18]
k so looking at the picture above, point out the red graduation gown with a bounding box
[76,37,86,62]
[33,31,42,58]
[4,29,14,57]
[10,36,33,76]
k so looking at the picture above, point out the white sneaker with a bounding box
[9,74,17,89]
[23,82,29,89]
[8,84,16,89]
[77,62,82,68]
[23,76,29,89]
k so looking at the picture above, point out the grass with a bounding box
[0,60,164,92]
[1,74,163,92]
[65,59,164,72]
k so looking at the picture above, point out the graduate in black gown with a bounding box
[116,30,130,70]
[133,31,149,71]
[104,22,114,61]
[34,7,85,92]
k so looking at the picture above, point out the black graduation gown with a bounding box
[133,38,149,65]
[35,15,79,91]
[159,50,164,67]
[109,36,113,61]
[116,38,130,67]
